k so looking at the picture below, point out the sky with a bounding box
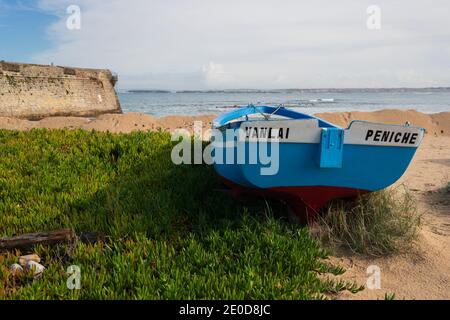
[1,0,450,90]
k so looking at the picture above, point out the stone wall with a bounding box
[0,61,122,119]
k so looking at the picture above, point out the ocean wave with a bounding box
[127,90,173,94]
[309,98,335,103]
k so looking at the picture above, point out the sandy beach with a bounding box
[333,133,450,300]
[1,109,449,137]
[0,109,449,299]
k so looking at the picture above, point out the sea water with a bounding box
[118,88,450,117]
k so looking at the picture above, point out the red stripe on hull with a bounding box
[220,178,369,223]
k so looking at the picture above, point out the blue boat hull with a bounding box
[214,142,418,191]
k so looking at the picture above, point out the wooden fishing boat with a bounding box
[212,105,425,221]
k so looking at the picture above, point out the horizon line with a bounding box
[121,87,450,92]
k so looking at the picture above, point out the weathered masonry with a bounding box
[0,61,122,119]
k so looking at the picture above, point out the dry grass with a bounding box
[316,186,422,256]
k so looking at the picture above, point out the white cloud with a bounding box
[202,62,234,87]
[34,0,450,89]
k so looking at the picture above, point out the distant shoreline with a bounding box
[124,87,450,94]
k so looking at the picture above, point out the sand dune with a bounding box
[316,109,450,137]
[0,109,448,138]
[0,112,216,134]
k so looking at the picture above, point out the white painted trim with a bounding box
[239,119,321,143]
[345,121,424,147]
[216,119,424,148]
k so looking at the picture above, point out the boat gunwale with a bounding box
[213,105,426,134]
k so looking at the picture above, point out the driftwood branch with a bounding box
[0,229,76,251]
[0,229,105,251]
